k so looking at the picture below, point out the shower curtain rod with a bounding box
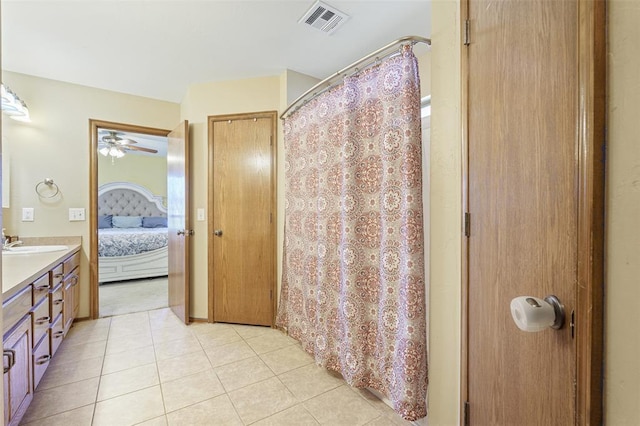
[280,35,431,120]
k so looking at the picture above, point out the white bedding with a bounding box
[98,227,168,257]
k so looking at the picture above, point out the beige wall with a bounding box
[428,0,462,424]
[606,1,640,424]
[98,154,168,202]
[1,71,180,318]
[180,76,281,319]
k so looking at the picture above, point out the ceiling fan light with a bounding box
[114,149,125,158]
[99,147,110,156]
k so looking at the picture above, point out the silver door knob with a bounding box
[214,230,223,236]
[510,295,565,332]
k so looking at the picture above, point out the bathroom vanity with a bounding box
[1,240,81,426]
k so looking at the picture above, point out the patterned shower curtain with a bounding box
[277,46,427,421]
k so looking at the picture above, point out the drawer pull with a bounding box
[3,349,16,373]
[71,275,79,286]
[35,355,51,365]
[35,284,49,291]
[53,273,64,279]
[53,299,64,305]
[53,331,64,339]
[35,316,50,325]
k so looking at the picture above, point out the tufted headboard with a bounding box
[98,182,167,217]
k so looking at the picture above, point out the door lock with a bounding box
[214,230,223,236]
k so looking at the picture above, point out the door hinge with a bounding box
[464,212,471,237]
[270,135,273,146]
[270,289,273,300]
[464,19,471,46]
[464,401,470,426]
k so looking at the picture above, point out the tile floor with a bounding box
[21,308,414,425]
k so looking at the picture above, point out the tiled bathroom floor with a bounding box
[20,308,412,425]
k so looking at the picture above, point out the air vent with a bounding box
[299,1,349,35]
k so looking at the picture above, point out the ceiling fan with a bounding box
[98,131,158,159]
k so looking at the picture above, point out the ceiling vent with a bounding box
[299,1,349,35]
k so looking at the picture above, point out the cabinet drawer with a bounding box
[32,332,51,390]
[49,283,64,320]
[63,252,80,276]
[50,314,64,356]
[3,285,32,335]
[31,297,50,347]
[32,273,50,305]
[51,264,64,288]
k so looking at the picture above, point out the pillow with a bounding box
[98,215,113,229]
[142,216,168,228]
[112,215,143,228]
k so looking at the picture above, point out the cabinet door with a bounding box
[72,271,80,319]
[3,315,33,426]
[62,269,79,336]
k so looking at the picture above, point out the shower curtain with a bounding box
[277,46,427,421]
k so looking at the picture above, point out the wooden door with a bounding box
[167,121,191,324]
[209,112,276,326]
[465,0,604,424]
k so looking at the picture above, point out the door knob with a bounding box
[214,230,223,236]
[510,295,565,332]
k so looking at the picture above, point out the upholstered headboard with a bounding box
[98,182,167,217]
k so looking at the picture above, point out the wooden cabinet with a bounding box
[3,315,32,426]
[62,251,80,336]
[2,248,80,426]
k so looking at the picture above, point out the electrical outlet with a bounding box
[22,208,34,222]
[68,208,86,221]
[197,208,205,221]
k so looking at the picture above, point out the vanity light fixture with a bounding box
[1,84,31,122]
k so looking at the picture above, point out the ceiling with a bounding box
[1,1,431,103]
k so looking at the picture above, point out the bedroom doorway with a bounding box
[89,120,191,321]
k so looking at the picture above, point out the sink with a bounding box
[2,245,69,255]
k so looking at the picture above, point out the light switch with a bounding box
[68,208,86,221]
[197,208,205,221]
[22,208,34,222]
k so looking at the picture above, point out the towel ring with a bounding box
[35,178,60,198]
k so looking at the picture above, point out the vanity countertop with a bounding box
[2,238,82,302]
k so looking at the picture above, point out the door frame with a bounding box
[206,111,278,324]
[459,0,606,424]
[89,119,171,319]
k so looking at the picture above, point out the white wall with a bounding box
[1,71,180,318]
[605,1,640,423]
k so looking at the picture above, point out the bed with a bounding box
[98,182,168,283]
